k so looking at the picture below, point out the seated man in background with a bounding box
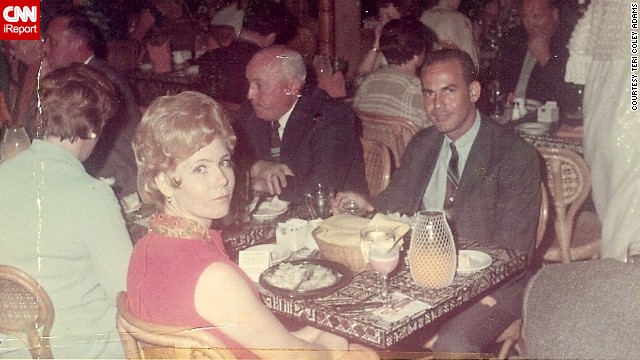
[44,11,141,198]
[497,0,581,113]
[353,17,436,129]
[335,49,540,354]
[234,46,368,204]
[198,0,298,105]
[522,259,640,359]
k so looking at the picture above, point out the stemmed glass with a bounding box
[361,226,399,302]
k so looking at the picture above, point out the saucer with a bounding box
[516,122,550,136]
[457,250,492,274]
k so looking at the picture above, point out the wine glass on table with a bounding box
[361,226,399,302]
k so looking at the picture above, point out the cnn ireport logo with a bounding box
[0,0,40,40]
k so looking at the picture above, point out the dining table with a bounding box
[492,105,584,155]
[256,238,526,350]
[125,207,528,351]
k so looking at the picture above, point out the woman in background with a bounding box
[128,91,377,359]
[357,0,421,78]
[0,63,132,358]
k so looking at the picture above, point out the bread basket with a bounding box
[312,227,370,272]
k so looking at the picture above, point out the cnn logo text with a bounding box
[1,1,40,40]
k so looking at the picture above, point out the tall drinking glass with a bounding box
[304,184,335,219]
[361,226,398,302]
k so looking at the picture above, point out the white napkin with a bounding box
[276,218,322,252]
[248,196,289,215]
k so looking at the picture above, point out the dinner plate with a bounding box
[244,244,291,264]
[456,250,492,274]
[259,259,352,299]
[516,122,550,136]
[250,196,289,222]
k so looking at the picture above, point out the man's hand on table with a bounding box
[250,160,294,196]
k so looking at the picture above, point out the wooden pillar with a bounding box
[318,0,335,57]
[334,1,361,79]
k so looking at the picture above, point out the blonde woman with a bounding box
[128,91,377,359]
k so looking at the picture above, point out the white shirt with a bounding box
[421,111,481,210]
[514,51,537,99]
[276,98,298,140]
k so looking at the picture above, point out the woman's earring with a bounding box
[166,196,172,203]
[88,132,97,139]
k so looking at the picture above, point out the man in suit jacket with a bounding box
[497,0,579,112]
[336,49,540,353]
[44,13,141,198]
[234,45,367,204]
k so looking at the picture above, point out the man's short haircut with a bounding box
[39,63,117,142]
[49,10,106,58]
[379,17,436,65]
[242,0,298,45]
[423,48,478,84]
[376,0,421,18]
[255,45,307,84]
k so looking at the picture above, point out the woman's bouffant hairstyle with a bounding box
[380,17,437,65]
[133,91,236,208]
[39,63,117,141]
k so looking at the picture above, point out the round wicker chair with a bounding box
[0,265,55,359]
[116,291,238,359]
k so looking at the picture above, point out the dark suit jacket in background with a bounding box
[234,85,368,204]
[84,57,141,198]
[198,39,260,104]
[498,22,576,110]
[373,116,540,344]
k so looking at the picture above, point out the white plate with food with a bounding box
[516,122,550,136]
[250,196,289,222]
[243,243,291,264]
[259,259,352,298]
[457,250,492,274]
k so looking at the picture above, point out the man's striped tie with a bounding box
[444,142,459,212]
[270,121,281,162]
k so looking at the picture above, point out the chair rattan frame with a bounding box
[0,265,54,359]
[355,110,420,168]
[360,137,392,197]
[537,146,600,263]
[116,292,238,359]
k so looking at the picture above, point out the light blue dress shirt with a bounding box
[421,111,481,210]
